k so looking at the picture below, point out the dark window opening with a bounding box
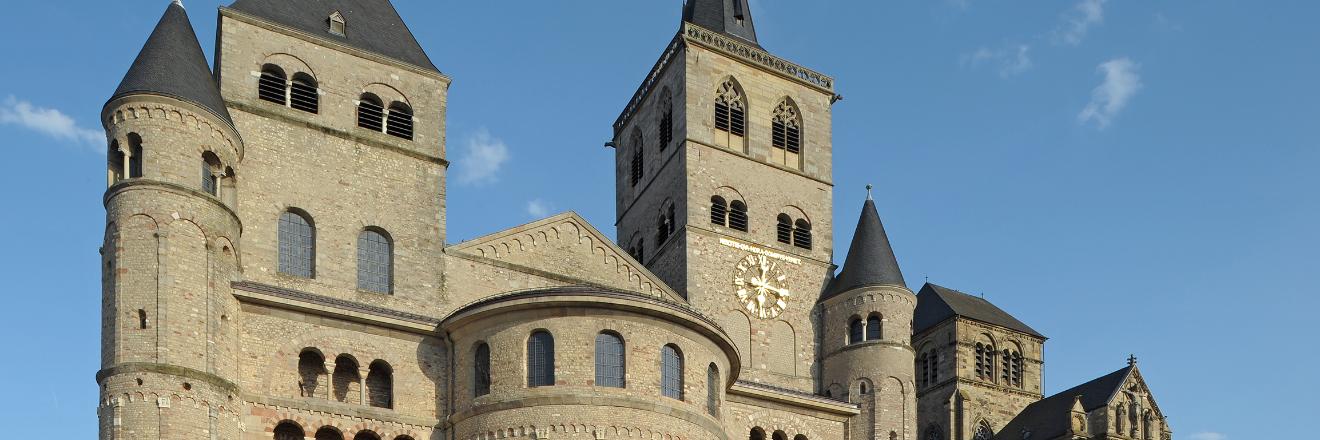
[357,94,384,132]
[108,140,125,184]
[386,102,414,140]
[137,309,148,329]
[776,214,793,244]
[527,331,555,387]
[474,343,491,396]
[710,196,728,226]
[729,201,748,232]
[274,422,305,440]
[848,318,863,344]
[290,74,319,114]
[366,360,392,408]
[866,315,882,341]
[128,134,144,178]
[706,364,719,416]
[661,344,684,400]
[793,219,812,249]
[258,65,287,105]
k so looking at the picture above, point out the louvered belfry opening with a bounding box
[729,201,749,232]
[660,91,674,150]
[629,130,644,187]
[793,219,812,249]
[258,65,287,105]
[289,73,319,113]
[715,80,746,150]
[771,100,802,169]
[711,196,728,226]
[776,214,793,244]
[357,94,385,131]
[386,102,414,140]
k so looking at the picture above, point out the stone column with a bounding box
[359,365,370,406]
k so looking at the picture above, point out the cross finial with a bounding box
[1128,354,1138,366]
[172,0,184,7]
[866,184,874,201]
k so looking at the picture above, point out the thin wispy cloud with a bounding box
[1054,0,1108,46]
[0,96,103,151]
[1188,433,1227,440]
[526,199,552,218]
[453,128,510,186]
[1079,57,1142,129]
[963,44,1034,78]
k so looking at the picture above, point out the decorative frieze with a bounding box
[683,23,834,91]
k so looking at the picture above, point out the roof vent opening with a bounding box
[328,11,346,37]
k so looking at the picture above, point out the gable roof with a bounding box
[110,1,233,125]
[446,212,685,304]
[998,366,1134,439]
[822,198,907,300]
[227,0,438,72]
[913,283,1044,338]
[683,0,761,48]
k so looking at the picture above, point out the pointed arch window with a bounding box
[866,314,882,341]
[278,210,315,278]
[629,129,644,187]
[661,344,684,400]
[972,421,994,440]
[357,93,385,131]
[258,65,287,105]
[595,332,625,388]
[527,331,555,387]
[771,99,803,170]
[386,102,414,140]
[290,73,319,114]
[659,91,674,151]
[357,228,393,294]
[714,80,746,151]
[474,342,491,396]
[656,203,676,245]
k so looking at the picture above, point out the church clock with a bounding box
[733,254,791,319]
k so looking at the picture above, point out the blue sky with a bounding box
[0,1,1315,438]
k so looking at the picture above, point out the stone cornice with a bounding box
[449,394,728,440]
[231,281,441,331]
[97,362,241,395]
[728,380,859,417]
[228,101,448,167]
[104,179,244,236]
[614,34,684,134]
[682,23,834,93]
[245,394,438,430]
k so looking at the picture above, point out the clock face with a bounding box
[733,254,790,319]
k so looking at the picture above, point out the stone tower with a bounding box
[98,2,246,438]
[613,0,839,390]
[819,195,918,440]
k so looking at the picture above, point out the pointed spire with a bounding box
[683,0,761,48]
[111,1,232,125]
[823,194,907,300]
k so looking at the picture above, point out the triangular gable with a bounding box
[447,212,684,303]
[1104,366,1167,420]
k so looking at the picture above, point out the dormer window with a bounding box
[328,11,346,36]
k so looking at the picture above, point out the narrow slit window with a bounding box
[706,364,720,416]
[128,134,144,178]
[474,343,491,396]
[138,309,148,329]
[660,92,673,151]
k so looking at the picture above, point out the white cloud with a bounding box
[453,128,510,186]
[0,96,103,150]
[1188,433,1227,440]
[1054,0,1108,46]
[1078,57,1141,129]
[963,44,1034,78]
[526,199,552,218]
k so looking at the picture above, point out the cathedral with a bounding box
[95,1,1172,439]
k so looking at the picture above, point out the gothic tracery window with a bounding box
[714,80,747,151]
[972,421,994,440]
[771,99,802,169]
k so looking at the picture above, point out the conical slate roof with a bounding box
[824,198,906,299]
[228,0,438,72]
[683,0,761,48]
[111,1,232,125]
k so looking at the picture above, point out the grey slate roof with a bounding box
[913,283,1045,338]
[998,366,1133,439]
[227,0,438,72]
[683,0,761,48]
[822,199,907,300]
[111,1,233,126]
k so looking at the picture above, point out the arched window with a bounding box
[848,318,864,344]
[972,421,993,440]
[661,344,683,400]
[729,200,748,232]
[923,425,942,440]
[108,140,125,185]
[793,219,812,249]
[138,309,148,329]
[290,73,319,114]
[332,355,360,404]
[315,427,345,440]
[127,134,144,178]
[776,214,793,244]
[711,196,729,226]
[706,363,720,416]
[929,349,940,383]
[366,360,392,408]
[298,349,327,398]
[357,229,393,294]
[201,151,221,196]
[656,203,676,244]
[1001,349,1012,384]
[797,436,809,440]
[354,431,382,440]
[386,102,414,140]
[773,431,789,440]
[714,80,747,151]
[258,65,287,105]
[975,343,987,379]
[659,90,673,151]
[1012,351,1024,387]
[278,210,315,278]
[750,427,767,440]
[628,235,644,263]
[595,332,625,388]
[629,129,643,187]
[771,99,802,170]
[474,342,491,396]
[357,93,385,131]
[274,421,305,440]
[866,315,882,341]
[527,331,555,387]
